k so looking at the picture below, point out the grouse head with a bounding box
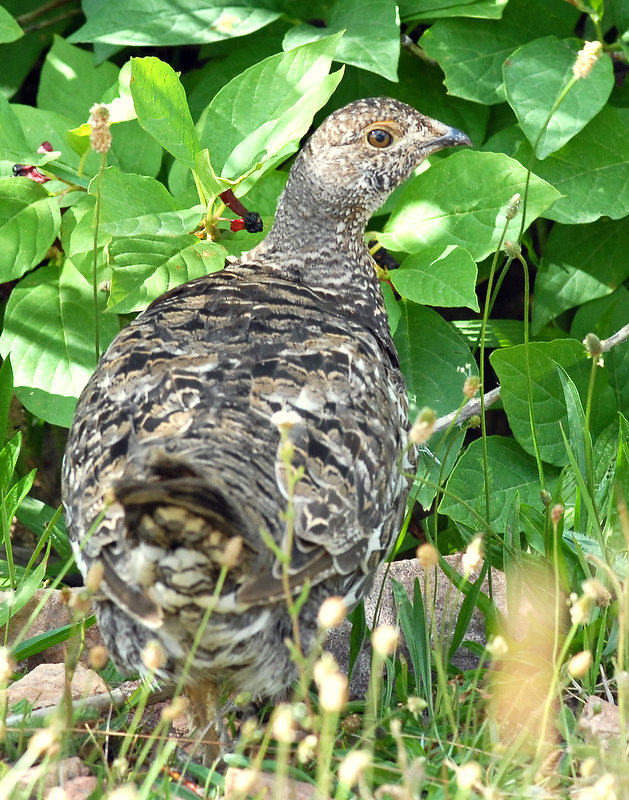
[286,96,471,223]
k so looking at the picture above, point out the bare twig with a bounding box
[4,684,172,729]
[601,323,629,353]
[434,387,501,434]
[17,0,74,25]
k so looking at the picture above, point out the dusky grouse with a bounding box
[62,97,470,735]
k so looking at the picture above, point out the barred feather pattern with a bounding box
[62,97,469,701]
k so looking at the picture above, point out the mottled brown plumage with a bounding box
[62,97,469,743]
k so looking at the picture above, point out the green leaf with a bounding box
[504,37,613,159]
[0,7,22,44]
[532,219,629,333]
[400,0,508,20]
[380,150,560,261]
[0,178,61,282]
[108,235,227,313]
[516,105,629,224]
[0,261,119,428]
[200,33,344,184]
[16,497,73,564]
[37,36,118,125]
[490,340,615,467]
[413,426,466,510]
[556,364,592,494]
[69,0,281,46]
[0,561,46,627]
[283,0,400,81]
[381,282,401,335]
[440,436,550,531]
[390,246,479,311]
[420,0,579,104]
[394,301,475,418]
[0,93,30,165]
[0,359,13,448]
[92,167,202,236]
[130,57,199,168]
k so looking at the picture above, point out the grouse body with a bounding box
[62,97,469,720]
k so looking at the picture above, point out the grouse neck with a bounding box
[242,165,392,343]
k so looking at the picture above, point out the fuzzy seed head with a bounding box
[142,639,166,672]
[409,407,436,445]
[106,787,139,800]
[577,773,618,800]
[47,789,68,800]
[540,490,552,507]
[572,40,603,80]
[486,635,509,658]
[271,703,297,742]
[407,695,428,718]
[568,650,592,678]
[0,647,15,682]
[503,240,521,258]
[456,761,482,790]
[461,536,484,576]
[371,624,399,657]
[27,726,60,758]
[318,596,348,629]
[85,561,105,593]
[319,671,348,713]
[551,503,564,526]
[270,409,301,430]
[467,414,481,429]
[582,578,611,608]
[88,645,109,671]
[615,670,629,690]
[583,333,604,367]
[161,695,188,722]
[463,375,480,399]
[338,750,371,786]
[313,652,340,686]
[217,535,243,569]
[297,733,318,763]
[89,103,112,154]
[505,193,521,220]
[416,542,439,569]
[569,592,592,626]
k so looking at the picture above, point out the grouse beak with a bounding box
[433,125,472,150]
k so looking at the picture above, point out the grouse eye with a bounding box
[366,128,394,148]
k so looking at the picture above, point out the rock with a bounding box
[15,756,93,797]
[7,662,107,710]
[6,588,106,670]
[325,556,507,698]
[579,696,623,747]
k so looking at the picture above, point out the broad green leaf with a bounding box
[37,36,118,124]
[16,496,73,564]
[532,219,629,333]
[0,95,59,169]
[451,318,524,349]
[0,432,21,496]
[390,246,479,310]
[401,0,507,19]
[0,7,22,44]
[394,301,476,418]
[504,38,613,159]
[200,33,344,183]
[0,261,119,428]
[556,364,592,494]
[185,23,288,121]
[516,106,629,224]
[420,0,579,104]
[440,436,551,531]
[491,340,615,467]
[130,57,199,168]
[283,0,400,81]
[380,150,560,261]
[0,178,61,281]
[69,0,281,46]
[0,561,46,626]
[108,235,226,313]
[91,167,202,236]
